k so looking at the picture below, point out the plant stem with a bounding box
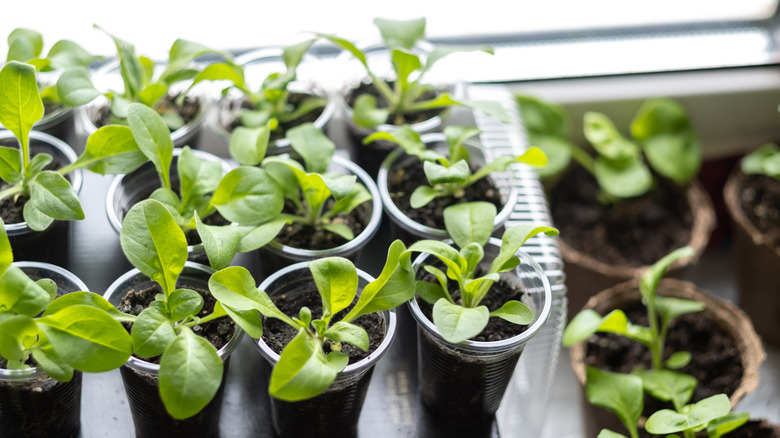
[647,291,663,369]
[0,185,23,202]
[569,144,596,175]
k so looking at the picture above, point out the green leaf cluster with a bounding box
[190,39,327,148]
[123,103,285,269]
[211,241,414,402]
[366,125,547,208]
[318,17,511,128]
[0,219,132,382]
[516,95,701,202]
[407,202,557,343]
[0,62,149,231]
[56,26,232,131]
[741,143,780,180]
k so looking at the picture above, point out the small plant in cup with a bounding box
[740,143,780,179]
[366,124,547,207]
[407,201,558,343]
[318,17,510,128]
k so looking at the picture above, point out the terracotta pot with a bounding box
[723,168,780,346]
[559,179,715,319]
[569,278,765,437]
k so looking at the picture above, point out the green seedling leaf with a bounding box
[139,83,168,107]
[433,299,490,343]
[324,321,369,351]
[46,39,96,70]
[26,153,53,178]
[636,369,697,411]
[655,296,705,323]
[0,146,22,184]
[597,430,629,438]
[32,345,74,382]
[490,300,534,325]
[74,125,146,175]
[639,246,695,303]
[131,303,176,358]
[209,266,296,327]
[352,94,389,128]
[742,143,780,179]
[310,257,358,317]
[423,45,493,74]
[392,48,422,86]
[177,147,222,209]
[594,156,653,199]
[645,394,731,435]
[29,172,84,220]
[321,173,357,202]
[364,126,428,156]
[321,223,354,241]
[159,327,223,420]
[56,67,102,107]
[22,202,55,231]
[191,63,247,92]
[315,33,368,68]
[529,135,573,178]
[416,280,448,305]
[490,224,558,274]
[0,219,13,270]
[408,239,464,280]
[374,17,426,50]
[43,291,134,322]
[7,28,43,62]
[120,200,187,297]
[38,305,132,373]
[472,146,548,182]
[96,25,143,101]
[515,95,569,139]
[664,351,692,370]
[330,182,372,216]
[443,202,496,249]
[211,166,283,224]
[443,125,479,162]
[286,123,334,174]
[584,112,639,163]
[168,288,204,321]
[0,62,43,149]
[643,133,700,185]
[410,186,438,209]
[563,309,608,346]
[127,103,174,189]
[0,265,51,317]
[216,302,263,338]
[586,367,643,438]
[707,412,750,438]
[235,218,288,252]
[194,213,240,271]
[423,160,469,185]
[0,315,37,362]
[230,124,271,166]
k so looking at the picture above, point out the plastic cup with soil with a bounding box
[73,59,208,151]
[548,166,715,319]
[105,148,233,265]
[723,166,780,347]
[0,262,89,438]
[257,155,382,275]
[568,278,765,437]
[208,47,336,158]
[408,239,552,426]
[0,130,83,267]
[255,261,397,438]
[378,134,518,244]
[103,263,243,438]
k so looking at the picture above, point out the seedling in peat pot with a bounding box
[319,17,510,128]
[407,201,558,343]
[366,124,547,207]
[740,143,780,180]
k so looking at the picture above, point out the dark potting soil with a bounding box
[184,212,230,246]
[585,300,743,417]
[273,200,371,250]
[94,93,201,129]
[387,158,504,230]
[117,283,236,364]
[261,281,385,365]
[737,173,780,248]
[0,154,70,225]
[550,166,693,267]
[725,420,780,438]
[346,81,444,126]
[221,92,325,141]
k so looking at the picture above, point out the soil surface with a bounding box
[273,199,371,250]
[220,92,325,141]
[346,80,445,126]
[117,282,236,364]
[550,166,693,267]
[585,300,743,417]
[94,92,200,130]
[0,152,70,225]
[737,173,780,248]
[261,281,385,365]
[387,158,504,230]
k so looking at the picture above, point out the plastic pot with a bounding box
[257,154,382,276]
[0,262,89,438]
[105,148,233,265]
[0,130,83,267]
[207,47,336,158]
[408,239,552,425]
[103,262,244,438]
[255,261,397,438]
[378,134,518,244]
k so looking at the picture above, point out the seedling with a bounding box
[0,61,150,230]
[209,241,414,401]
[318,17,510,128]
[366,124,547,207]
[516,95,700,202]
[563,246,703,370]
[0,218,132,382]
[407,202,558,343]
[259,123,373,241]
[56,26,231,130]
[121,102,286,270]
[740,143,780,179]
[189,39,326,151]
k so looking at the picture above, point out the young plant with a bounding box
[516,95,701,202]
[6,28,97,110]
[0,61,149,230]
[365,124,547,207]
[407,201,558,343]
[56,26,231,131]
[122,102,286,270]
[318,17,510,128]
[740,143,780,179]
[189,38,326,149]
[259,122,373,241]
[0,218,132,382]
[209,241,414,401]
[118,198,270,419]
[563,246,703,370]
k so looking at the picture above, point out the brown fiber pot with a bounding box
[569,278,765,437]
[723,168,780,347]
[560,180,715,320]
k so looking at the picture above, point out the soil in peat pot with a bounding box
[346,81,445,126]
[737,173,780,247]
[550,166,694,267]
[585,301,743,417]
[387,159,503,230]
